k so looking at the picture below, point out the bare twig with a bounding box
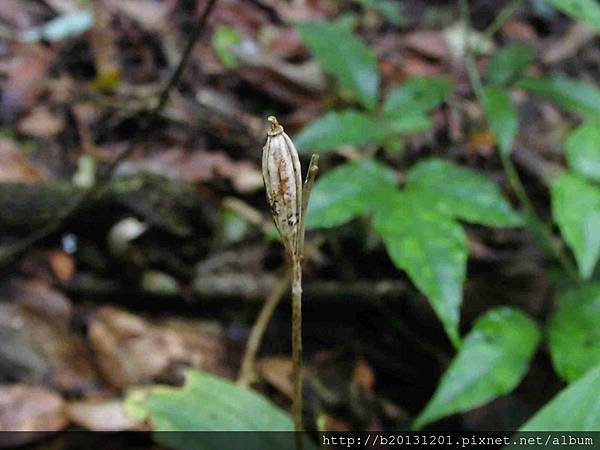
[238,270,290,386]
[0,0,219,266]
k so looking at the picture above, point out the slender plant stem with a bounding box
[238,270,290,386]
[291,256,304,441]
[459,0,578,281]
[290,154,319,448]
[0,0,219,266]
[481,0,523,41]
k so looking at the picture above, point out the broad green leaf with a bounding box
[413,307,541,430]
[294,110,385,152]
[519,363,600,431]
[487,44,535,86]
[373,191,468,347]
[125,370,314,450]
[482,86,518,157]
[297,22,379,110]
[406,158,523,227]
[385,113,432,134]
[515,75,600,119]
[211,25,242,69]
[548,283,600,382]
[545,0,600,34]
[565,122,600,182]
[306,159,397,229]
[551,174,600,280]
[383,76,453,116]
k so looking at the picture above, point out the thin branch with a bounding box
[459,0,578,281]
[0,0,219,266]
[238,269,290,387]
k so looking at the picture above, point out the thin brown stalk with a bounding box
[238,270,290,387]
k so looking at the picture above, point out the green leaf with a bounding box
[306,159,397,229]
[515,75,600,119]
[413,307,541,430]
[519,363,600,431]
[551,174,600,280]
[548,283,600,382]
[125,370,314,450]
[487,44,535,86]
[545,0,600,34]
[565,122,600,183]
[406,158,523,227]
[297,22,379,110]
[385,113,432,134]
[482,86,518,157]
[373,192,468,347]
[374,0,406,26]
[383,76,453,116]
[294,110,385,152]
[211,25,242,69]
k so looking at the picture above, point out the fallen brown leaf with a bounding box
[256,356,293,399]
[0,384,67,432]
[67,399,143,431]
[17,106,65,139]
[88,306,226,389]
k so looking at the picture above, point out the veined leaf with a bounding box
[413,308,540,430]
[488,44,535,86]
[482,86,518,157]
[565,122,600,183]
[383,76,453,116]
[297,22,379,110]
[124,370,315,450]
[294,110,385,152]
[548,283,600,382]
[307,159,397,229]
[373,191,468,347]
[519,363,600,431]
[406,158,523,226]
[545,0,600,34]
[515,75,600,119]
[551,174,600,280]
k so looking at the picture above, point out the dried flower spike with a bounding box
[262,116,303,257]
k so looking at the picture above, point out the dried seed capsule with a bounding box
[262,116,302,257]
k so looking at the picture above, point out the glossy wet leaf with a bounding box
[413,308,540,430]
[515,75,600,119]
[297,22,379,110]
[383,76,453,116]
[307,159,397,229]
[565,122,600,183]
[373,191,468,347]
[124,370,314,450]
[294,110,385,152]
[487,44,535,86]
[406,159,523,226]
[545,0,600,34]
[548,283,600,382]
[551,174,600,280]
[519,364,600,431]
[482,86,518,157]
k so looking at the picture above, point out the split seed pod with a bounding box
[262,116,302,257]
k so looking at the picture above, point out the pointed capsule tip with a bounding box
[267,116,284,136]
